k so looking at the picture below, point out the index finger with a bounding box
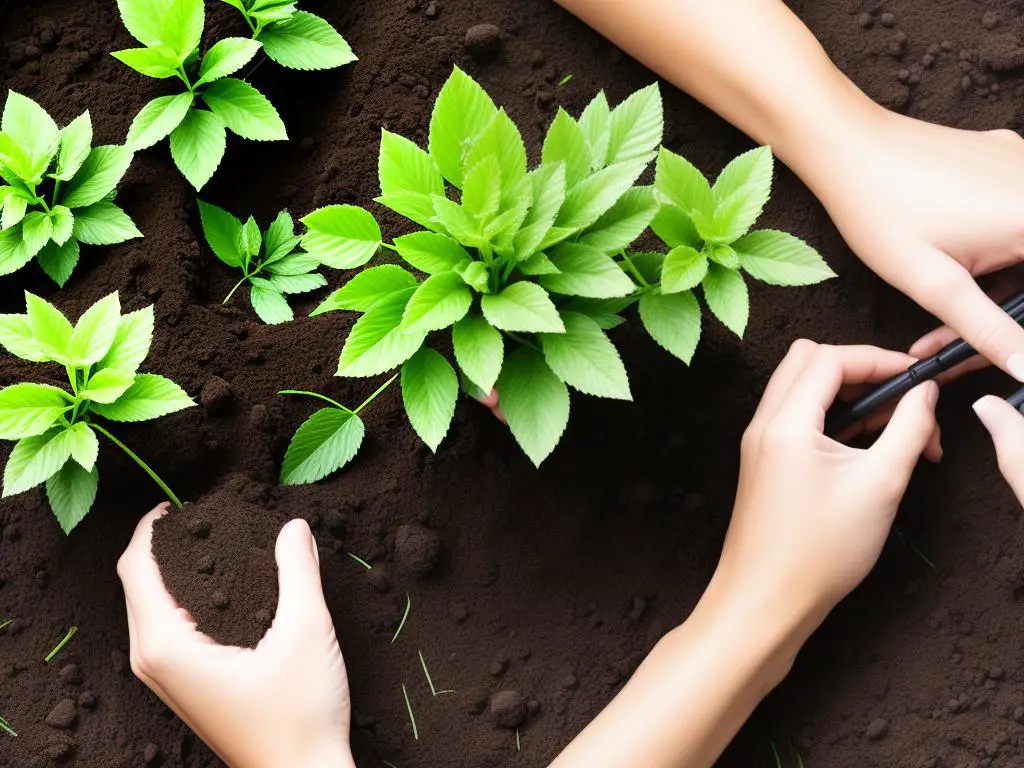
[116,504,184,631]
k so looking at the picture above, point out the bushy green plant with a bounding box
[0,292,195,532]
[198,201,326,324]
[0,91,139,286]
[113,0,288,190]
[220,0,356,71]
[307,67,834,465]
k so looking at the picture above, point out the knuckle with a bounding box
[788,338,816,358]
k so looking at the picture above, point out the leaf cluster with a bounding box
[0,292,195,532]
[0,91,139,286]
[198,201,326,324]
[113,0,288,190]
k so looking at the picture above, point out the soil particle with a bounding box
[489,690,527,728]
[464,23,502,60]
[880,12,896,28]
[143,742,161,764]
[982,11,1000,31]
[211,590,230,610]
[200,376,235,416]
[58,663,82,685]
[366,565,391,593]
[865,717,890,741]
[77,692,96,711]
[187,518,212,539]
[45,700,78,730]
[394,523,441,575]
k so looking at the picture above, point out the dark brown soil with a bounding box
[3,0,1024,766]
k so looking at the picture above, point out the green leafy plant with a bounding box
[198,201,325,324]
[113,0,288,190]
[220,0,356,71]
[308,67,833,466]
[278,374,395,485]
[0,292,195,533]
[0,91,139,286]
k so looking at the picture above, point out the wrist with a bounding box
[262,739,354,768]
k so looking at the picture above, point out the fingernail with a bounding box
[972,396,997,433]
[1007,353,1024,382]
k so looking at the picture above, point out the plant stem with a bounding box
[92,423,185,509]
[222,274,250,305]
[380,242,398,253]
[278,390,350,412]
[51,179,61,206]
[44,625,77,663]
[175,66,194,92]
[505,331,541,352]
[620,251,649,289]
[242,10,258,35]
[354,373,398,414]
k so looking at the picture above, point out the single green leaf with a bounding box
[49,206,74,246]
[53,112,93,181]
[401,347,458,452]
[159,0,204,57]
[694,186,766,245]
[456,260,489,292]
[431,196,482,245]
[577,91,611,170]
[67,422,99,471]
[0,225,37,277]
[461,154,502,220]
[21,212,53,257]
[702,263,749,336]
[301,205,381,268]
[452,314,503,393]
[400,271,472,333]
[250,285,293,324]
[280,408,364,485]
[481,282,564,333]
[650,203,701,250]
[638,289,702,364]
[3,428,75,498]
[393,232,470,275]
[496,347,569,467]
[25,292,73,363]
[541,109,591,188]
[428,66,497,188]
[734,229,836,286]
[98,306,154,374]
[713,146,773,205]
[661,245,709,294]
[111,45,183,79]
[198,200,243,267]
[311,265,417,315]
[463,109,527,197]
[116,0,166,47]
[62,146,134,209]
[554,158,648,233]
[379,129,444,200]
[540,311,630,400]
[336,288,426,377]
[69,292,121,365]
[374,191,441,232]
[90,373,194,422]
[706,243,740,269]
[2,92,59,182]
[257,11,356,70]
[46,461,98,534]
[578,186,658,254]
[126,93,193,150]
[170,109,227,191]
[0,312,48,361]
[72,202,142,245]
[263,209,297,262]
[518,251,560,276]
[0,383,69,440]
[1,194,27,229]
[262,273,326,295]
[265,252,319,275]
[514,163,566,259]
[540,243,636,299]
[197,38,263,86]
[79,368,137,404]
[606,84,663,166]
[36,240,80,288]
[654,147,714,217]
[202,79,287,141]
[240,216,262,259]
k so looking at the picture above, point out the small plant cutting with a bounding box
[0,91,139,286]
[199,201,326,324]
[278,375,396,485]
[307,67,833,466]
[0,292,195,533]
[113,0,288,190]
[220,0,357,71]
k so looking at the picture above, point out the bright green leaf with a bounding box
[202,78,287,141]
[428,66,497,188]
[654,147,713,217]
[263,272,326,294]
[53,112,93,181]
[250,285,293,324]
[577,91,611,170]
[734,229,836,286]
[72,202,142,245]
[90,373,194,422]
[461,154,502,220]
[126,93,193,150]
[541,243,636,299]
[2,92,59,181]
[401,347,457,452]
[336,288,426,377]
[496,347,569,467]
[393,232,470,275]
[115,0,166,47]
[1,194,27,229]
[67,422,99,471]
[69,292,121,365]
[280,408,364,485]
[400,272,471,333]
[311,265,417,315]
[159,0,205,57]
[554,158,648,233]
[49,206,74,246]
[20,212,53,257]
[25,292,73,363]
[198,200,243,267]
[379,129,444,200]
[481,282,564,333]
[702,263,749,337]
[258,11,357,71]
[638,289,702,364]
[0,312,48,361]
[606,84,662,166]
[98,306,154,374]
[463,108,527,196]
[713,145,773,205]
[452,314,503,393]
[170,109,227,191]
[47,461,98,534]
[0,383,69,440]
[540,311,630,400]
[62,146,134,209]
[197,38,263,86]
[578,186,658,254]
[79,368,137,404]
[111,46,183,79]
[541,109,591,188]
[301,205,381,269]
[661,245,709,294]
[3,428,75,498]
[650,204,700,250]
[36,240,80,288]
[514,163,566,259]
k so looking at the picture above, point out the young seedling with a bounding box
[417,649,454,696]
[198,201,325,324]
[0,619,11,632]
[0,714,16,738]
[44,625,78,662]
[220,0,357,71]
[347,552,372,570]
[113,0,288,190]
[401,682,419,741]
[0,292,195,533]
[391,591,411,645]
[0,91,139,285]
[278,374,396,485]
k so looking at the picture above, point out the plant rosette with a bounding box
[0,91,139,286]
[307,67,835,466]
[0,292,195,533]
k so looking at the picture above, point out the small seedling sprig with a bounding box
[418,650,453,696]
[0,714,16,738]
[391,592,411,644]
[198,201,326,324]
[0,291,195,532]
[0,91,139,285]
[44,625,78,663]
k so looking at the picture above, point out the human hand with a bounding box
[973,395,1024,503]
[117,507,354,768]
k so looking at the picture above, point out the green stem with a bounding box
[92,424,185,509]
[175,66,194,92]
[380,242,399,253]
[242,11,258,35]
[279,390,350,412]
[222,274,250,305]
[619,251,649,289]
[354,373,399,414]
[51,179,61,206]
[505,331,541,353]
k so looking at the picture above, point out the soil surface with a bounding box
[3,0,1024,766]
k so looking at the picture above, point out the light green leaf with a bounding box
[379,129,444,199]
[159,0,205,57]
[650,204,700,250]
[1,194,27,229]
[606,84,663,166]
[198,200,243,267]
[518,251,559,276]
[69,292,121,365]
[47,461,98,534]
[541,109,591,188]
[170,109,227,191]
[401,347,458,452]
[540,311,630,400]
[53,112,93,181]
[98,306,154,374]
[514,163,566,259]
[481,282,564,333]
[250,285,293,324]
[0,312,48,361]
[62,146,135,209]
[202,79,287,141]
[400,271,472,333]
[25,292,73,363]
[456,260,489,292]
[265,252,319,275]
[638,289,702,364]
[240,216,261,259]
[72,202,142,245]
[713,146,773,205]
[661,245,709,294]
[695,186,766,244]
[49,205,74,245]
[263,272,326,294]
[126,93,193,150]
[707,243,740,269]
[0,383,69,439]
[0,227,37,277]
[734,229,836,286]
[197,38,263,86]
[452,314,503,393]
[336,288,426,377]
[79,367,136,404]
[554,158,648,233]
[578,186,658,254]
[431,196,481,245]
[264,209,298,262]
[428,66,497,188]
[21,212,53,257]
[3,428,75,497]
[280,408,364,485]
[301,205,381,268]
[90,373,194,422]
[393,232,470,275]
[540,243,636,299]
[2,92,59,181]
[496,347,570,467]
[311,265,417,315]
[111,46,182,79]
[463,109,527,196]
[654,147,713,217]
[67,422,99,471]
[702,263,749,336]
[461,154,501,220]
[36,240,80,288]
[577,91,611,170]
[115,0,166,47]
[374,191,441,232]
[258,11,356,70]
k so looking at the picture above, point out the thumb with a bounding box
[270,519,330,634]
[973,395,1024,503]
[869,382,940,480]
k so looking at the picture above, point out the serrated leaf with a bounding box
[72,202,142,245]
[734,230,836,286]
[98,306,154,374]
[3,428,75,498]
[0,313,47,361]
[400,271,472,333]
[263,272,326,294]
[540,243,636,299]
[463,108,527,197]
[578,91,611,170]
[159,0,204,57]
[336,288,426,377]
[67,422,99,471]
[518,251,559,276]
[264,209,297,262]
[90,373,194,422]
[280,408,364,485]
[265,252,319,275]
[496,347,569,467]
[53,112,93,181]
[540,311,630,400]
[431,196,481,245]
[111,45,182,79]
[1,194,27,230]
[606,84,663,166]
[481,282,564,333]
[312,265,417,315]
[49,205,74,245]
[428,66,497,188]
[202,78,287,141]
[514,163,566,259]
[79,367,137,403]
[126,93,193,150]
[401,347,457,452]
[713,146,773,204]
[36,240,80,288]
[47,461,98,534]
[0,383,69,440]
[2,92,59,182]
[197,200,243,267]
[379,129,444,200]
[393,232,470,275]
[542,109,591,188]
[707,243,740,269]
[578,186,658,253]
[661,245,709,294]
[301,205,381,268]
[0,225,37,277]
[374,191,441,232]
[650,203,700,250]
[250,284,293,324]
[452,314,503,393]
[21,212,53,257]
[554,158,648,233]
[461,154,502,221]
[695,186,765,244]
[25,292,73,363]
[258,11,357,70]
[116,0,166,47]
[197,37,263,86]
[639,289,702,364]
[170,109,227,191]
[702,263,748,336]
[654,147,713,217]
[69,292,121,365]
[62,146,134,209]
[456,260,489,292]
[240,216,261,259]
